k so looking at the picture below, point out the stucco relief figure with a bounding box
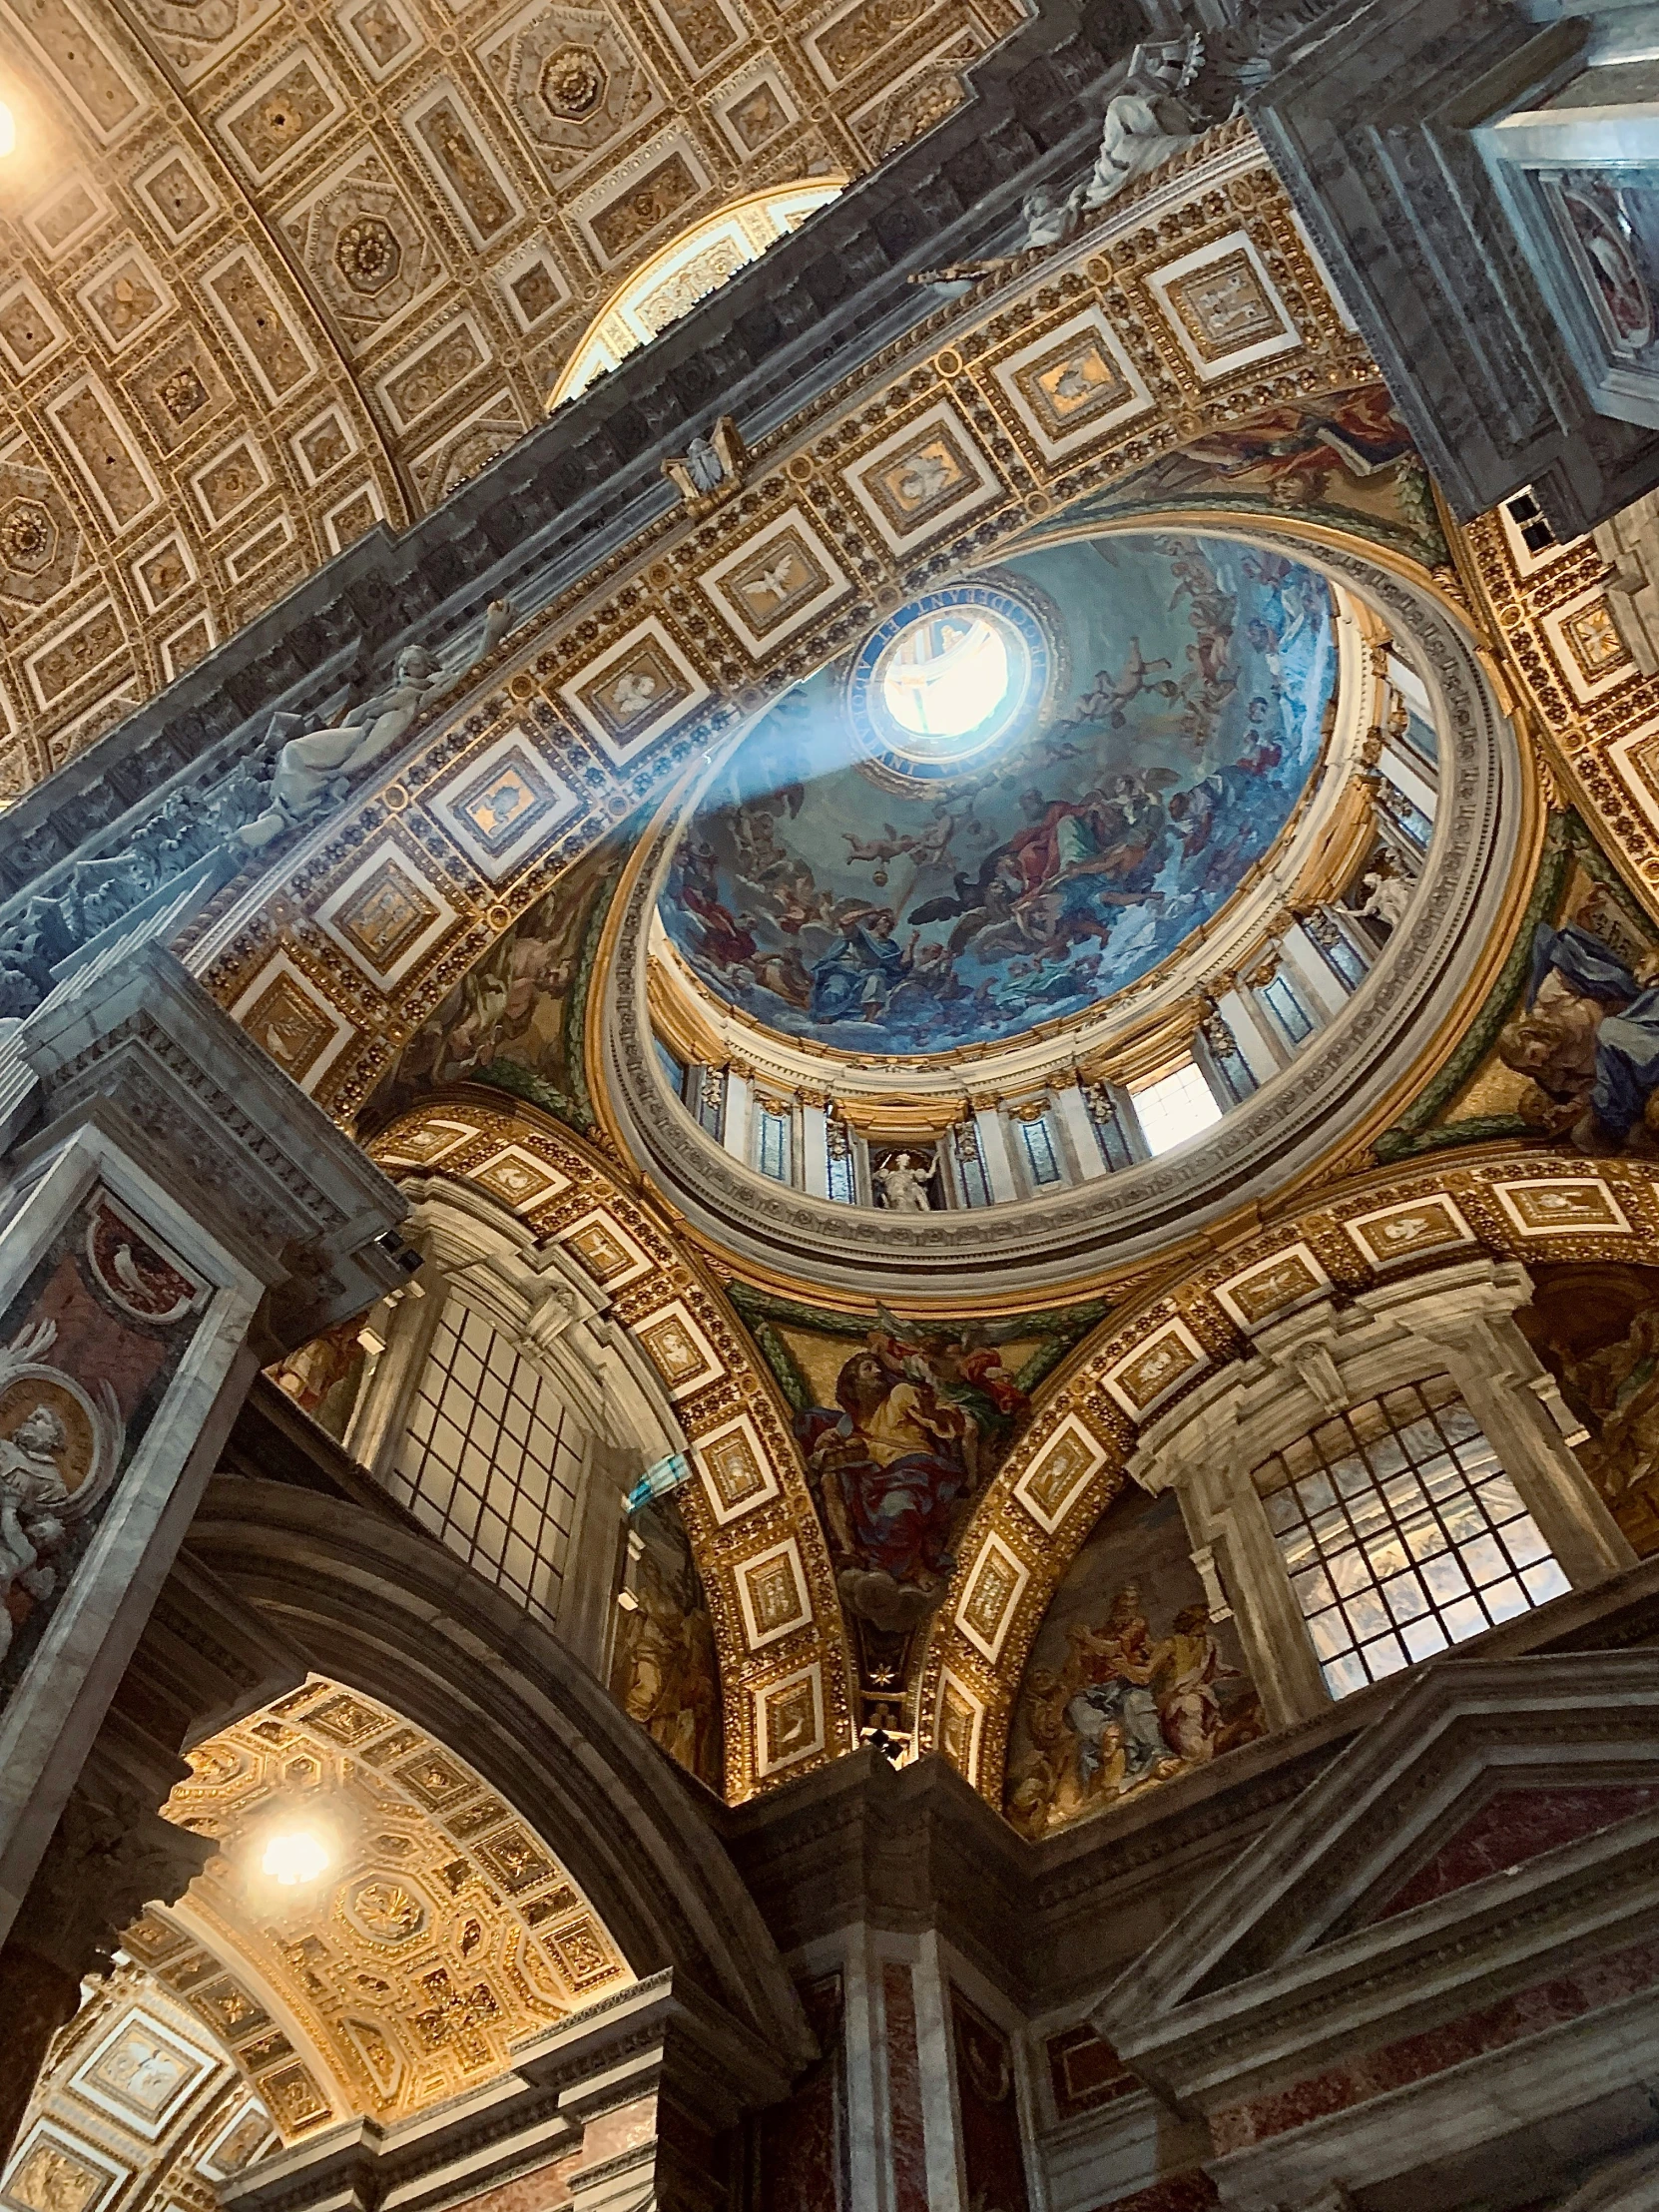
[797,1314,1028,1628]
[0,1404,72,1664]
[235,598,515,852]
[1081,39,1201,211]
[1497,921,1659,1153]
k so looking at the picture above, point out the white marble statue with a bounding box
[1357,862,1412,932]
[875,1154,933,1212]
[235,597,516,853]
[1081,39,1201,211]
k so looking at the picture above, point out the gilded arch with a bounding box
[358,1091,858,1800]
[916,1147,1659,1806]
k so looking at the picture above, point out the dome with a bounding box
[657,532,1337,1061]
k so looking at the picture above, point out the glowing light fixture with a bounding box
[261,1830,329,1886]
[880,615,1011,741]
[0,102,16,159]
[1132,1061,1224,1157]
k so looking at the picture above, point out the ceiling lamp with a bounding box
[0,103,16,159]
[261,1829,330,1886]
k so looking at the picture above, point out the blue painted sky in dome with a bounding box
[660,532,1338,1058]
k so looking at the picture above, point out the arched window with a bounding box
[548,179,844,408]
[1256,1376,1570,1700]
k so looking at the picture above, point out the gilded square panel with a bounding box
[226,518,292,585]
[0,280,68,377]
[133,535,196,612]
[469,1142,571,1209]
[315,840,457,984]
[192,437,270,530]
[1213,1242,1330,1332]
[558,615,712,764]
[467,1141,571,1210]
[501,248,567,331]
[1345,1194,1475,1270]
[374,1114,480,1166]
[336,0,422,78]
[692,1409,780,1523]
[324,482,384,551]
[161,613,214,680]
[1013,1411,1107,1535]
[291,404,358,485]
[24,177,107,260]
[1148,233,1298,379]
[77,248,170,352]
[135,149,218,241]
[754,1663,825,1776]
[1542,585,1638,703]
[559,1204,653,1289]
[546,1915,622,1987]
[956,1532,1029,1664]
[70,2010,212,2138]
[736,1537,810,1649]
[219,49,346,181]
[4,2128,128,2212]
[127,331,232,455]
[377,315,490,432]
[719,71,796,154]
[25,602,128,711]
[430,726,579,880]
[700,508,851,656]
[1102,1316,1207,1420]
[1490,1177,1631,1238]
[993,302,1152,458]
[230,954,354,1091]
[633,1297,723,1398]
[844,399,1002,551]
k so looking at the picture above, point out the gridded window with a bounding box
[1311,922,1369,992]
[389,1298,584,1629]
[1261,969,1313,1044]
[952,1121,992,1207]
[827,1119,858,1205]
[1257,1376,1570,1700]
[1132,1061,1222,1157]
[1017,1111,1064,1189]
[756,1103,793,1184]
[656,1038,689,1099]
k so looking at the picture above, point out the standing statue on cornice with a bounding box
[234,597,516,854]
[1081,37,1204,210]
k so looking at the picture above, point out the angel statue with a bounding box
[1081,37,1203,210]
[235,597,516,853]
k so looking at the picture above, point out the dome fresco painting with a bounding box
[658,533,1339,1058]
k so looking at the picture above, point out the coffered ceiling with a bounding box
[0,0,1021,798]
